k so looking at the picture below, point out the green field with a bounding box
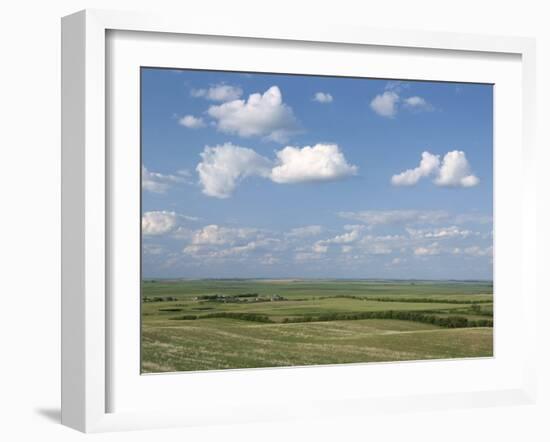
[141,279,493,373]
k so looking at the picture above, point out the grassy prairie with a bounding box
[141,279,493,373]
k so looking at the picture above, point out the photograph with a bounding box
[140,68,494,373]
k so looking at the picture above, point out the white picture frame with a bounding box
[61,9,538,433]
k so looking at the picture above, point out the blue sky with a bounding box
[141,68,493,280]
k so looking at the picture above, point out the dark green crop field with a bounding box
[141,279,493,373]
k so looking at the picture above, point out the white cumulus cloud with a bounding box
[207,86,300,142]
[191,84,243,102]
[178,115,206,129]
[270,144,358,184]
[434,150,480,187]
[142,211,178,236]
[313,92,333,103]
[371,82,432,118]
[197,143,358,198]
[196,143,272,199]
[391,151,440,186]
[392,150,479,188]
[370,91,399,117]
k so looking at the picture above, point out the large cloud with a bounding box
[391,152,440,186]
[196,143,272,199]
[270,144,357,184]
[391,150,479,188]
[207,86,300,142]
[197,143,358,198]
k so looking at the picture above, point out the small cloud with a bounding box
[142,166,192,193]
[371,82,432,118]
[406,226,473,240]
[191,84,243,102]
[385,81,409,92]
[313,92,333,103]
[338,210,450,226]
[179,115,206,129]
[142,211,178,236]
[414,243,440,256]
[370,91,399,118]
[190,224,260,246]
[312,243,328,254]
[142,211,198,236]
[294,251,324,262]
[462,245,493,257]
[402,96,433,112]
[311,225,364,255]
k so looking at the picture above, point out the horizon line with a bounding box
[141,277,493,282]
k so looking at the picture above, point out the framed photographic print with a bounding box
[140,68,494,374]
[61,9,537,432]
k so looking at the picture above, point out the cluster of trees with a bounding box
[196,293,284,303]
[142,296,177,303]
[173,312,274,323]
[282,311,493,328]
[327,295,493,305]
[196,294,228,300]
[175,314,198,320]
[171,309,493,328]
[469,304,493,316]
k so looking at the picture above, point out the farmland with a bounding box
[141,279,493,373]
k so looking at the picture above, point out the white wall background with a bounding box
[0,1,548,441]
